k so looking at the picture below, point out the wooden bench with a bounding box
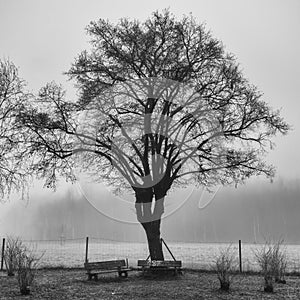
[84,259,131,280]
[137,260,182,275]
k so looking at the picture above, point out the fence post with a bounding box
[85,237,89,264]
[1,238,5,271]
[239,239,242,273]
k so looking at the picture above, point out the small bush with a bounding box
[16,247,41,295]
[254,244,274,292]
[4,236,23,276]
[212,245,237,291]
[272,241,287,284]
[4,236,43,295]
[254,239,287,293]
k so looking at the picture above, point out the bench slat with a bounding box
[87,268,131,275]
[138,260,182,267]
[87,269,132,274]
[85,259,126,270]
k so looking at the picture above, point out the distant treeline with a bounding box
[2,178,300,244]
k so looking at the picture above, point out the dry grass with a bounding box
[1,268,300,299]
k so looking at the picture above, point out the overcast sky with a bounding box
[0,0,299,181]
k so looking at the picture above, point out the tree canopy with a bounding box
[18,11,289,193]
[0,59,31,200]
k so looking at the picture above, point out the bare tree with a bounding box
[17,10,289,260]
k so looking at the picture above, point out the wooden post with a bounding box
[1,238,5,271]
[85,237,89,264]
[239,239,242,273]
[161,238,177,261]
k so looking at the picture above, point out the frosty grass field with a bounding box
[21,238,300,272]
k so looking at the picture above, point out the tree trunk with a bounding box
[144,219,164,261]
[135,188,165,261]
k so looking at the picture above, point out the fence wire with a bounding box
[1,237,300,272]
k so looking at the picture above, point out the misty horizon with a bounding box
[1,176,300,245]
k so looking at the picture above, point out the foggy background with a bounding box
[1,177,300,244]
[0,0,300,244]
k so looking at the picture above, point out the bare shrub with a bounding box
[212,245,237,291]
[254,239,287,293]
[4,236,22,276]
[4,236,43,295]
[16,246,42,295]
[272,241,287,284]
[254,244,274,292]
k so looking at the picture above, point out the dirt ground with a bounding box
[1,269,300,299]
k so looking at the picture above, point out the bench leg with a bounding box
[88,274,98,281]
[118,271,128,278]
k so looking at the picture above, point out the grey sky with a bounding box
[0,0,299,180]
